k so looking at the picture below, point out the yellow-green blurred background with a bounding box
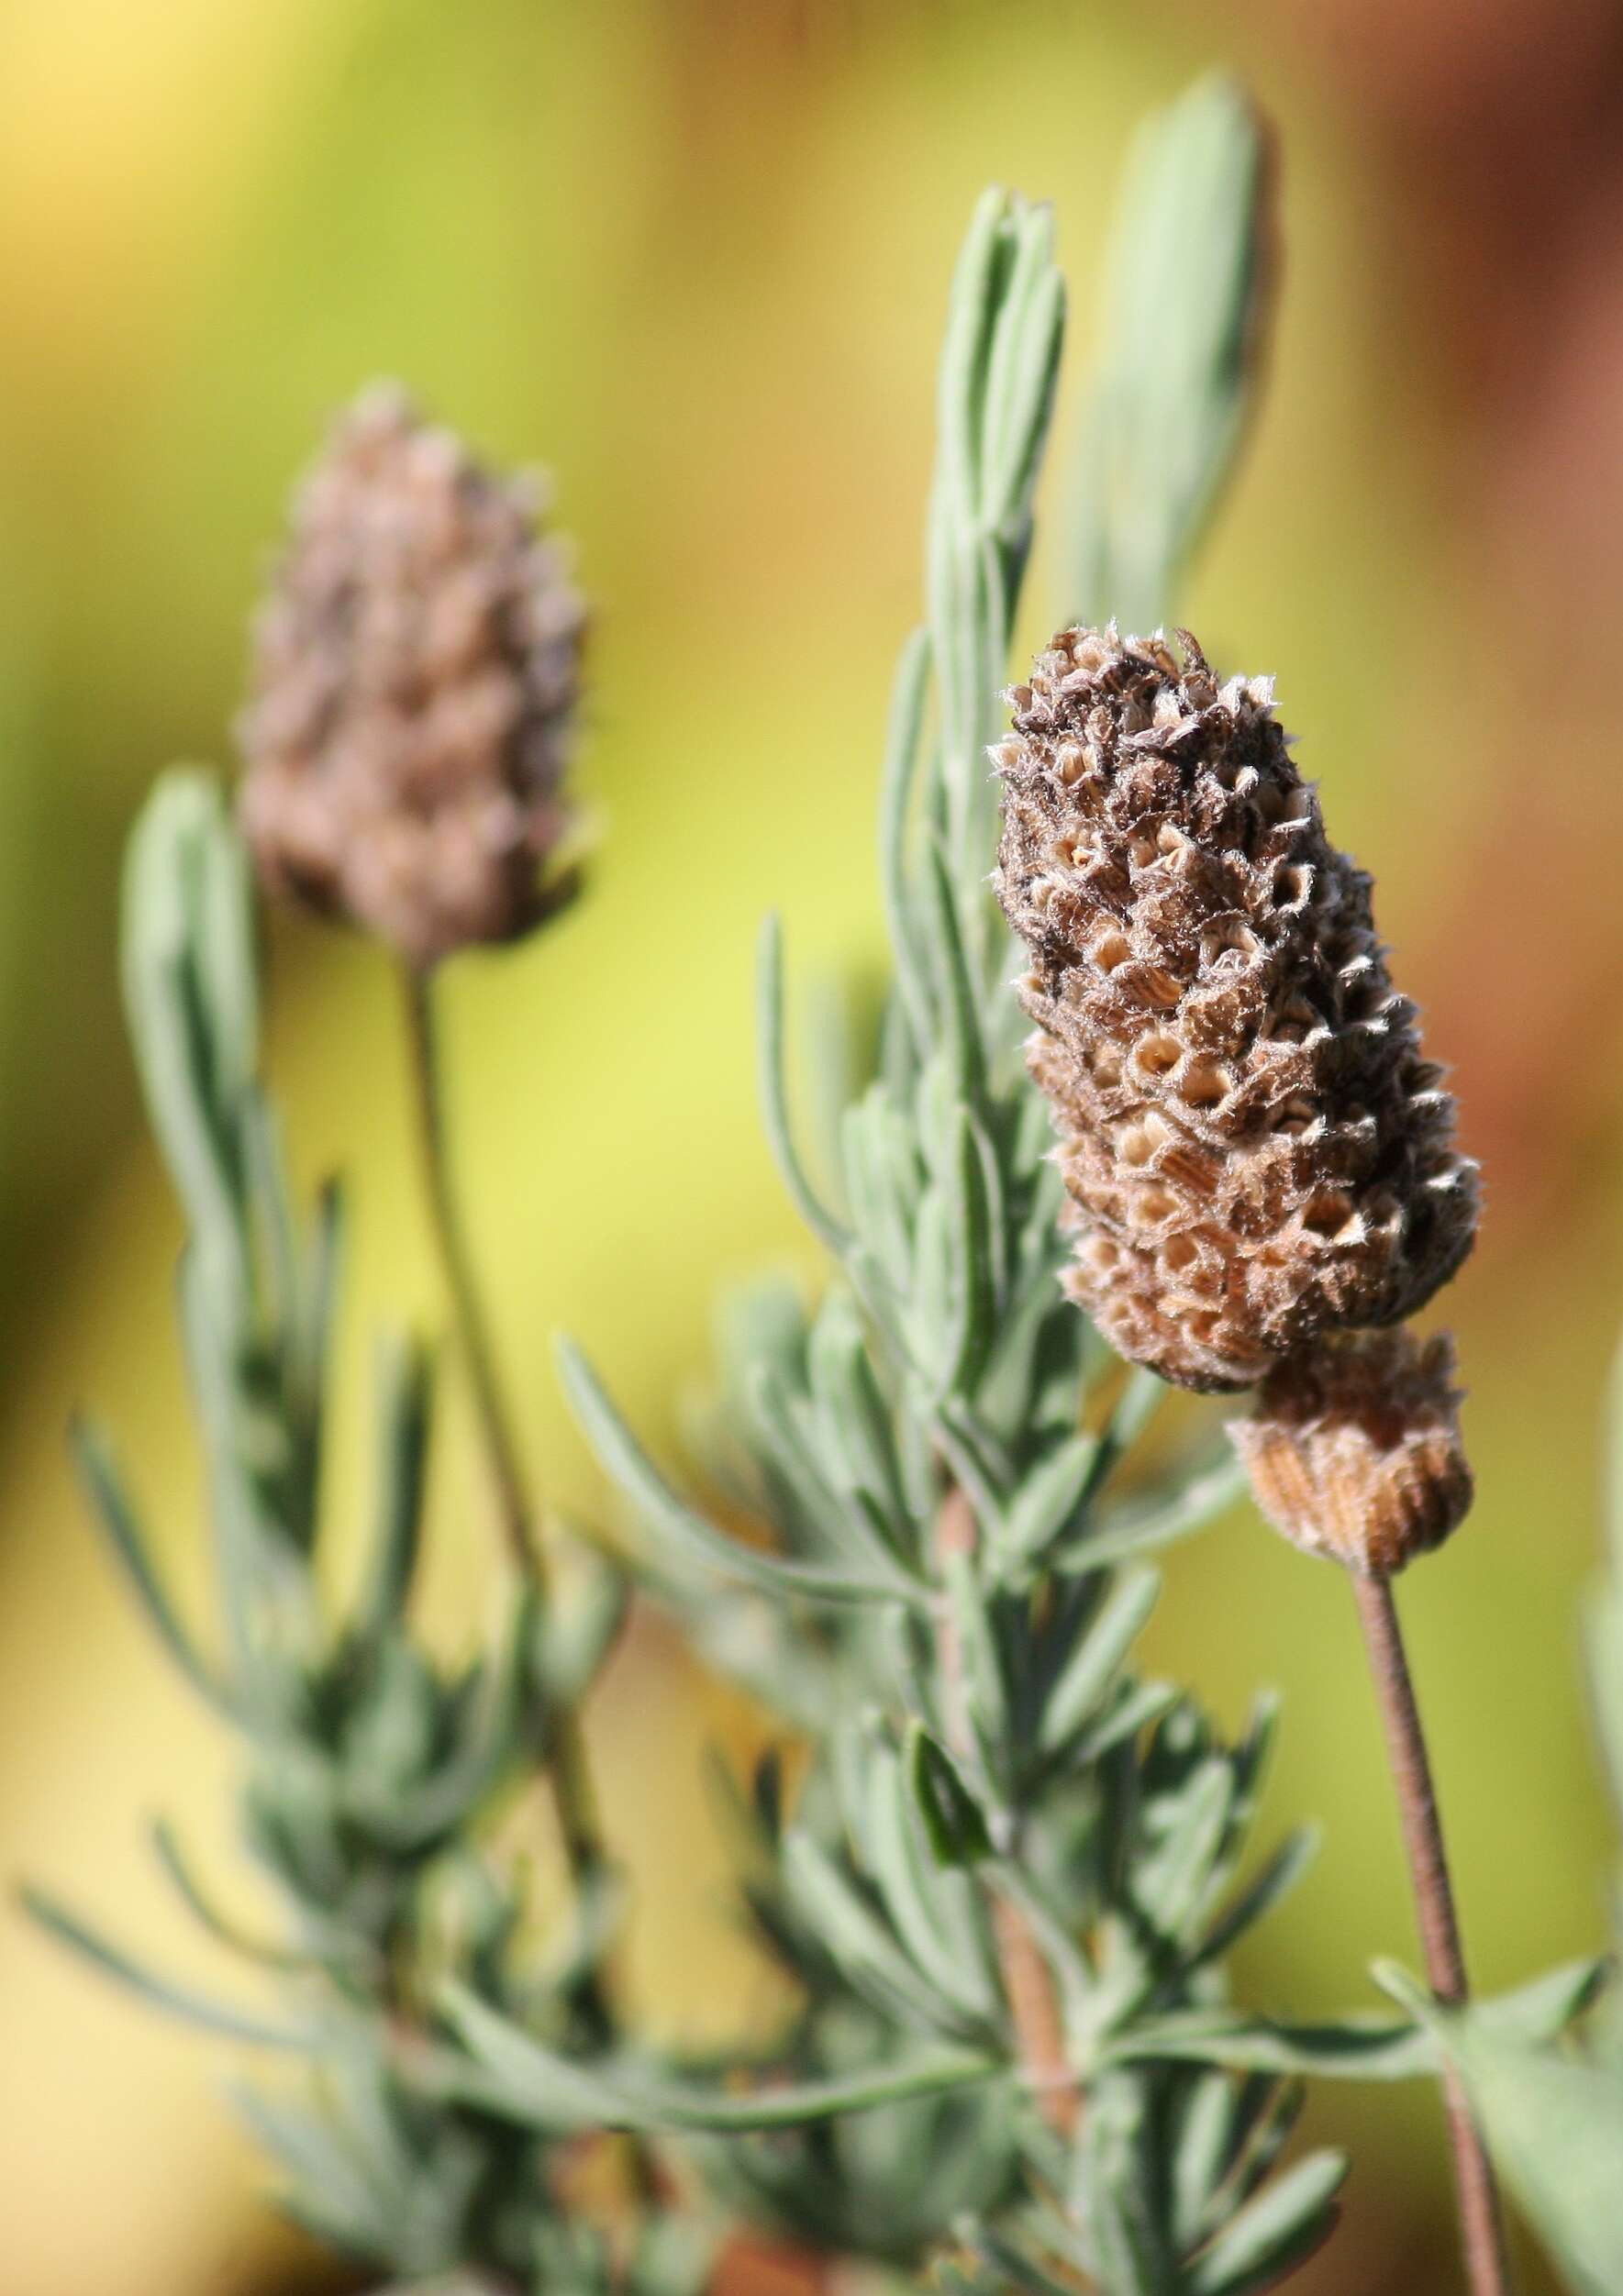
[4,0,1623,2288]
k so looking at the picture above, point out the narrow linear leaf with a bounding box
[1172,2070,1245,2251]
[984,249,1066,538]
[1187,2149,1344,2296]
[919,842,988,1109]
[962,2225,1078,2296]
[357,1331,434,1639]
[1108,1959,1606,2086]
[1134,1758,1233,1947]
[558,1339,907,1605]
[879,626,936,1049]
[121,775,252,1265]
[1039,1568,1161,1754]
[935,188,1010,524]
[1072,73,1276,628]
[863,1747,998,2019]
[1061,1448,1246,1571]
[1106,2005,1434,2082]
[944,1108,998,1394]
[757,915,853,1257]
[443,1982,999,2134]
[979,201,1056,520]
[71,1417,232,1714]
[993,1432,1100,1579]
[784,1829,982,2035]
[1495,1954,1615,2041]
[150,1819,313,1970]
[1068,1677,1179,1765]
[20,1886,314,2048]
[907,1722,995,1868]
[295,1173,347,1408]
[1192,1825,1321,1969]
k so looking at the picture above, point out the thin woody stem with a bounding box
[1351,1569,1513,2296]
[935,1487,1079,2141]
[398,964,612,2019]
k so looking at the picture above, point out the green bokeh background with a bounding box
[3,1,1621,2289]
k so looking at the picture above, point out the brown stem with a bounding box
[1351,1569,1513,2296]
[934,1487,1079,2140]
[398,964,612,2012]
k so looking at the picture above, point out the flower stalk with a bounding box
[399,961,611,1922]
[1352,1569,1512,2296]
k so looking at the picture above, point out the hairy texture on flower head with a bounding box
[993,625,1478,1391]
[1232,1328,1471,1573]
[238,383,585,968]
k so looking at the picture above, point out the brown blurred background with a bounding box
[4,0,1623,2288]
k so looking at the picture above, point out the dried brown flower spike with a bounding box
[994,624,1478,1391]
[1231,1328,1472,1575]
[239,383,585,969]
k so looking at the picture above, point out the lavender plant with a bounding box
[25,72,1610,2296]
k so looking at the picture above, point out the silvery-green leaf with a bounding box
[1186,2147,1344,2296]
[919,842,988,1110]
[907,1722,995,1869]
[934,185,1010,518]
[292,1174,346,1444]
[960,2226,1079,2295]
[1072,73,1275,630]
[1107,1959,1606,2085]
[356,1332,433,1641]
[1170,2069,1243,2250]
[879,625,936,1049]
[1374,1959,1623,2296]
[233,2087,400,2256]
[906,1184,956,1391]
[149,1818,317,1971]
[1191,1825,1320,1969]
[537,1537,630,1704]
[1080,2071,1174,2295]
[863,1743,998,2019]
[443,1980,999,2134]
[841,1088,917,1290]
[943,1108,999,1393]
[1060,1448,1246,1571]
[939,1546,1011,1772]
[973,1270,1073,1454]
[1039,1569,1161,1756]
[744,1359,877,1563]
[121,774,255,1323]
[1131,1758,1232,1948]
[70,1417,232,1714]
[1084,1367,1170,1507]
[1066,1677,1178,1767]
[559,1339,908,1605]
[981,212,1065,538]
[20,1886,315,2048]
[756,914,853,1258]
[992,1434,1100,1580]
[807,1289,917,1565]
[784,1831,983,2039]
[1202,2077,1304,2237]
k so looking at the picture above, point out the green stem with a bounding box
[1351,1569,1513,2296]
[398,963,611,2018]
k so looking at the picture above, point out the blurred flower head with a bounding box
[238,383,586,968]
